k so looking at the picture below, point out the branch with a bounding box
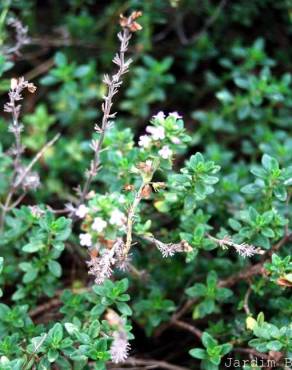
[141,235,192,258]
[14,133,60,189]
[78,12,142,206]
[155,233,291,337]
[172,319,202,339]
[207,234,264,258]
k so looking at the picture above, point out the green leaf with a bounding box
[203,359,219,370]
[216,288,233,301]
[210,354,221,365]
[189,348,206,359]
[220,343,233,356]
[0,304,10,318]
[228,219,241,231]
[202,332,218,349]
[262,154,279,172]
[241,183,260,194]
[64,323,79,335]
[116,302,132,316]
[207,271,218,290]
[116,278,129,293]
[48,260,62,277]
[261,228,275,238]
[47,348,59,362]
[186,283,206,298]
[49,323,63,344]
[216,90,234,103]
[23,267,38,283]
[274,186,287,201]
[74,65,91,78]
[55,52,67,66]
[197,299,215,317]
[22,241,44,253]
[88,320,101,338]
[266,340,283,351]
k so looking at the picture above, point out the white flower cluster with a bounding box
[138,111,182,160]
[76,204,126,248]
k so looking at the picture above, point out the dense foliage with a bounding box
[0,1,291,369]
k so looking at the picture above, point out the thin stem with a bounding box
[155,233,292,337]
[172,319,202,339]
[0,134,60,230]
[207,234,264,258]
[78,27,132,205]
[243,285,252,316]
[123,181,147,257]
[13,133,60,189]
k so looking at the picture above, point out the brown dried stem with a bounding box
[78,13,141,206]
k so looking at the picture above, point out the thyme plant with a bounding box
[0,2,291,370]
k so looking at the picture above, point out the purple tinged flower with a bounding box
[28,205,44,218]
[153,111,165,120]
[146,125,165,140]
[110,330,130,363]
[171,136,181,144]
[169,112,182,119]
[158,145,173,159]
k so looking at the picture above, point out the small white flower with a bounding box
[79,233,92,247]
[92,217,107,232]
[171,136,181,144]
[169,112,182,119]
[110,209,126,226]
[75,204,89,218]
[138,135,151,148]
[158,145,173,159]
[146,125,165,140]
[153,111,165,120]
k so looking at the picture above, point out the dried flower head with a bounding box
[209,235,265,258]
[21,171,40,191]
[119,11,142,32]
[106,309,130,364]
[110,330,130,363]
[123,184,135,192]
[141,184,152,199]
[86,238,125,284]
[5,18,30,57]
[145,236,192,258]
